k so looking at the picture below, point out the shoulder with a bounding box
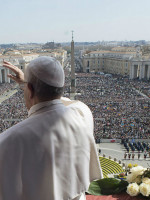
[69,101,93,121]
[61,97,93,118]
[65,100,94,134]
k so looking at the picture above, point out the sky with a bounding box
[1,0,150,43]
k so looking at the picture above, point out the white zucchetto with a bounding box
[27,56,64,87]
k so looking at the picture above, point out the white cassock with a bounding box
[0,98,103,200]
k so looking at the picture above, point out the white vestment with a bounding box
[0,98,103,200]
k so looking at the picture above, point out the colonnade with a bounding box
[0,64,26,83]
[0,67,10,83]
[130,62,150,80]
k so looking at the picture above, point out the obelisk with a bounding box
[71,31,75,93]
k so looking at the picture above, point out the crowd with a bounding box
[132,79,150,97]
[0,84,28,132]
[0,72,150,141]
[65,73,150,140]
[0,82,16,96]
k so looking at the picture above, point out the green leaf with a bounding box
[88,181,102,195]
[87,178,128,195]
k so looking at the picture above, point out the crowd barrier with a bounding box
[96,139,150,143]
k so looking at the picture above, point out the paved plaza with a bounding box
[96,142,150,168]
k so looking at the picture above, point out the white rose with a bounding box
[130,166,146,176]
[127,183,140,196]
[126,173,136,183]
[142,177,150,185]
[139,183,150,197]
[126,174,142,184]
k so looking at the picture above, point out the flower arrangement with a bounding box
[87,164,150,198]
[126,166,150,197]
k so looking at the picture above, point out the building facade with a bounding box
[82,48,150,80]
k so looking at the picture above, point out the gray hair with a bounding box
[25,68,63,101]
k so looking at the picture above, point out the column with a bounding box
[7,69,10,83]
[147,65,150,80]
[137,64,140,78]
[142,65,145,79]
[4,69,10,83]
[0,69,2,83]
[130,64,134,79]
[139,65,142,80]
[4,68,7,83]
[145,64,149,80]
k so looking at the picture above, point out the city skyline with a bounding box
[1,0,150,44]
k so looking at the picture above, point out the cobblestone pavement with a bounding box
[96,143,150,168]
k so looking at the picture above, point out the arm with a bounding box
[3,61,24,84]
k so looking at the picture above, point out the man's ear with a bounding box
[27,83,34,99]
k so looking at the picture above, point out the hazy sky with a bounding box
[1,0,150,43]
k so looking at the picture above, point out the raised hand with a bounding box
[3,61,25,84]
